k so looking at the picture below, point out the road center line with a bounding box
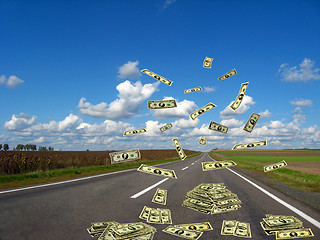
[130,178,169,199]
[182,166,189,170]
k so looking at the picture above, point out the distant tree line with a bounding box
[0,144,9,151]
[0,144,55,151]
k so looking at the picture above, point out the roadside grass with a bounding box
[214,149,320,155]
[222,155,320,163]
[209,152,320,192]
[0,152,201,190]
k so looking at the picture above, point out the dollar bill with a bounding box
[174,222,213,231]
[221,220,237,235]
[243,113,260,133]
[137,164,177,179]
[185,86,203,93]
[232,140,267,150]
[216,197,241,207]
[203,57,213,68]
[158,208,172,224]
[190,102,217,120]
[113,222,146,235]
[229,82,249,111]
[148,99,177,109]
[199,136,207,145]
[276,228,314,239]
[123,128,147,136]
[163,226,203,239]
[264,160,287,172]
[152,188,167,205]
[263,216,297,227]
[208,121,228,133]
[139,206,152,221]
[218,69,237,81]
[107,222,157,240]
[173,138,187,160]
[109,149,141,164]
[234,221,252,238]
[141,69,173,86]
[147,208,162,224]
[160,123,172,132]
[202,161,237,171]
[98,222,120,240]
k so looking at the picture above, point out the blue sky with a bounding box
[1,0,320,151]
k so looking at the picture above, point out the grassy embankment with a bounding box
[209,150,320,192]
[0,152,201,190]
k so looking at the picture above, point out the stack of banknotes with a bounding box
[87,221,156,240]
[221,220,251,238]
[260,214,314,239]
[139,206,172,224]
[163,222,213,240]
[182,183,241,214]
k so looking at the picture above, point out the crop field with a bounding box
[210,149,320,192]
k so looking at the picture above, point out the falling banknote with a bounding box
[229,82,249,111]
[160,123,173,132]
[208,121,228,133]
[123,128,147,136]
[185,86,203,93]
[148,99,177,109]
[264,160,287,172]
[190,103,217,120]
[218,69,237,81]
[137,164,177,179]
[163,226,203,240]
[203,57,213,68]
[232,140,267,150]
[243,113,260,133]
[173,137,187,160]
[109,149,141,164]
[199,136,207,145]
[152,188,167,205]
[141,69,173,86]
[202,161,237,171]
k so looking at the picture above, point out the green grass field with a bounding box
[0,152,201,190]
[221,155,320,162]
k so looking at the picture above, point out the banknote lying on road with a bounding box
[218,68,237,81]
[174,222,213,232]
[109,149,141,164]
[139,206,172,224]
[173,137,187,160]
[141,69,173,86]
[203,57,213,68]
[221,220,252,238]
[208,121,228,133]
[264,160,287,172]
[160,123,172,132]
[182,183,241,215]
[137,164,177,179]
[260,214,314,239]
[202,161,237,171]
[87,221,157,240]
[190,102,217,120]
[232,140,267,150]
[229,82,249,111]
[185,86,203,93]
[148,99,177,109]
[199,136,207,145]
[152,188,167,205]
[123,128,147,136]
[163,225,203,240]
[243,113,260,133]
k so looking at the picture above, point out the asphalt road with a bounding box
[0,152,319,240]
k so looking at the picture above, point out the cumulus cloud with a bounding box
[0,75,24,88]
[204,86,215,93]
[152,97,198,120]
[259,110,271,118]
[4,113,36,130]
[220,119,243,128]
[290,99,313,107]
[78,80,159,120]
[220,95,255,119]
[278,58,320,82]
[118,60,141,79]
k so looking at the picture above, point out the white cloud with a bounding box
[4,113,37,130]
[293,107,302,114]
[290,99,313,107]
[78,80,159,120]
[204,86,215,93]
[220,95,255,119]
[279,58,320,82]
[118,60,141,79]
[163,0,176,8]
[0,75,24,88]
[220,119,243,128]
[259,110,271,118]
[152,97,198,120]
[34,136,46,143]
